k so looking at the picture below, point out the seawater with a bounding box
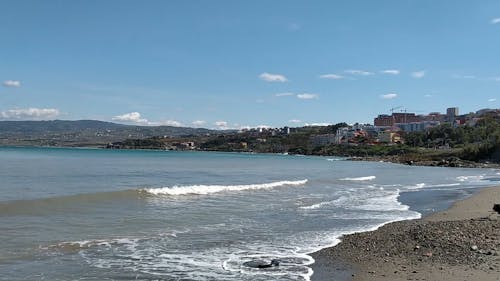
[0,147,498,281]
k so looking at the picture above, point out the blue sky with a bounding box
[1,0,499,129]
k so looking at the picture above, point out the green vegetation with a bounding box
[405,117,500,162]
[1,118,499,166]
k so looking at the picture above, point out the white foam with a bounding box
[300,187,411,212]
[299,201,334,210]
[143,179,308,196]
[404,183,426,190]
[456,175,485,182]
[339,176,376,181]
[353,193,409,211]
[426,183,461,188]
[46,238,140,251]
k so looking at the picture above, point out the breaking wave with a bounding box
[339,176,376,181]
[143,179,309,196]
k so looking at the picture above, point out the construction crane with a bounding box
[390,106,403,114]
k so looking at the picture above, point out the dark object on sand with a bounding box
[243,259,280,268]
[493,204,500,214]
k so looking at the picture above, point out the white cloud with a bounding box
[192,120,206,126]
[494,77,500,82]
[2,80,21,87]
[0,108,60,120]
[319,74,344,79]
[259,72,288,82]
[111,112,183,127]
[380,93,398,99]
[275,92,294,97]
[411,71,426,79]
[345,69,374,76]
[424,94,433,98]
[256,124,271,129]
[491,18,500,24]
[381,69,400,75]
[305,122,332,126]
[289,119,302,123]
[156,120,182,127]
[488,98,497,102]
[112,112,148,124]
[214,121,229,129]
[452,74,476,79]
[276,92,319,100]
[297,93,318,99]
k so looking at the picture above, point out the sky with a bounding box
[1,0,499,129]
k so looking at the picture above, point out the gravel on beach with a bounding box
[312,186,500,281]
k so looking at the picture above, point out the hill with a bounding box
[0,120,219,147]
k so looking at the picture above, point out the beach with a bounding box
[312,186,500,281]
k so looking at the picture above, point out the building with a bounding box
[374,112,421,127]
[310,134,336,147]
[392,113,421,124]
[446,107,459,123]
[396,121,440,132]
[422,112,446,122]
[374,114,394,127]
[378,131,402,144]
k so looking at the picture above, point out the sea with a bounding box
[1,147,499,281]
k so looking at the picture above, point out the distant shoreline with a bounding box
[2,144,499,169]
[311,186,500,281]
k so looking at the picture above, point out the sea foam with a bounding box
[339,175,376,181]
[143,179,308,196]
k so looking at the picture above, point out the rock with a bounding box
[243,259,280,269]
[471,245,478,251]
[493,204,500,214]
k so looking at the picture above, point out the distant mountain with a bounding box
[0,120,221,147]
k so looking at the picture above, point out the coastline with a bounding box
[311,186,500,281]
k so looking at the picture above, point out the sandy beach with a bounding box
[312,186,500,281]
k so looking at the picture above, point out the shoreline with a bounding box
[2,145,499,170]
[311,186,500,281]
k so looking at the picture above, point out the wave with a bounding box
[300,200,334,210]
[143,179,308,196]
[339,176,376,181]
[456,175,485,182]
[426,183,461,188]
[405,183,426,190]
[43,238,140,253]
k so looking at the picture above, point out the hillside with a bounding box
[0,120,219,147]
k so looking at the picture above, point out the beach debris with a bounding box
[243,259,280,269]
[493,204,500,214]
[471,245,478,251]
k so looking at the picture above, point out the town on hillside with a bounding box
[104,107,500,168]
[312,107,499,146]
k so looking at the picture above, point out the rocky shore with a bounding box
[348,155,500,168]
[312,186,500,281]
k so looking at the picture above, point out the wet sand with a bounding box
[312,186,500,281]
